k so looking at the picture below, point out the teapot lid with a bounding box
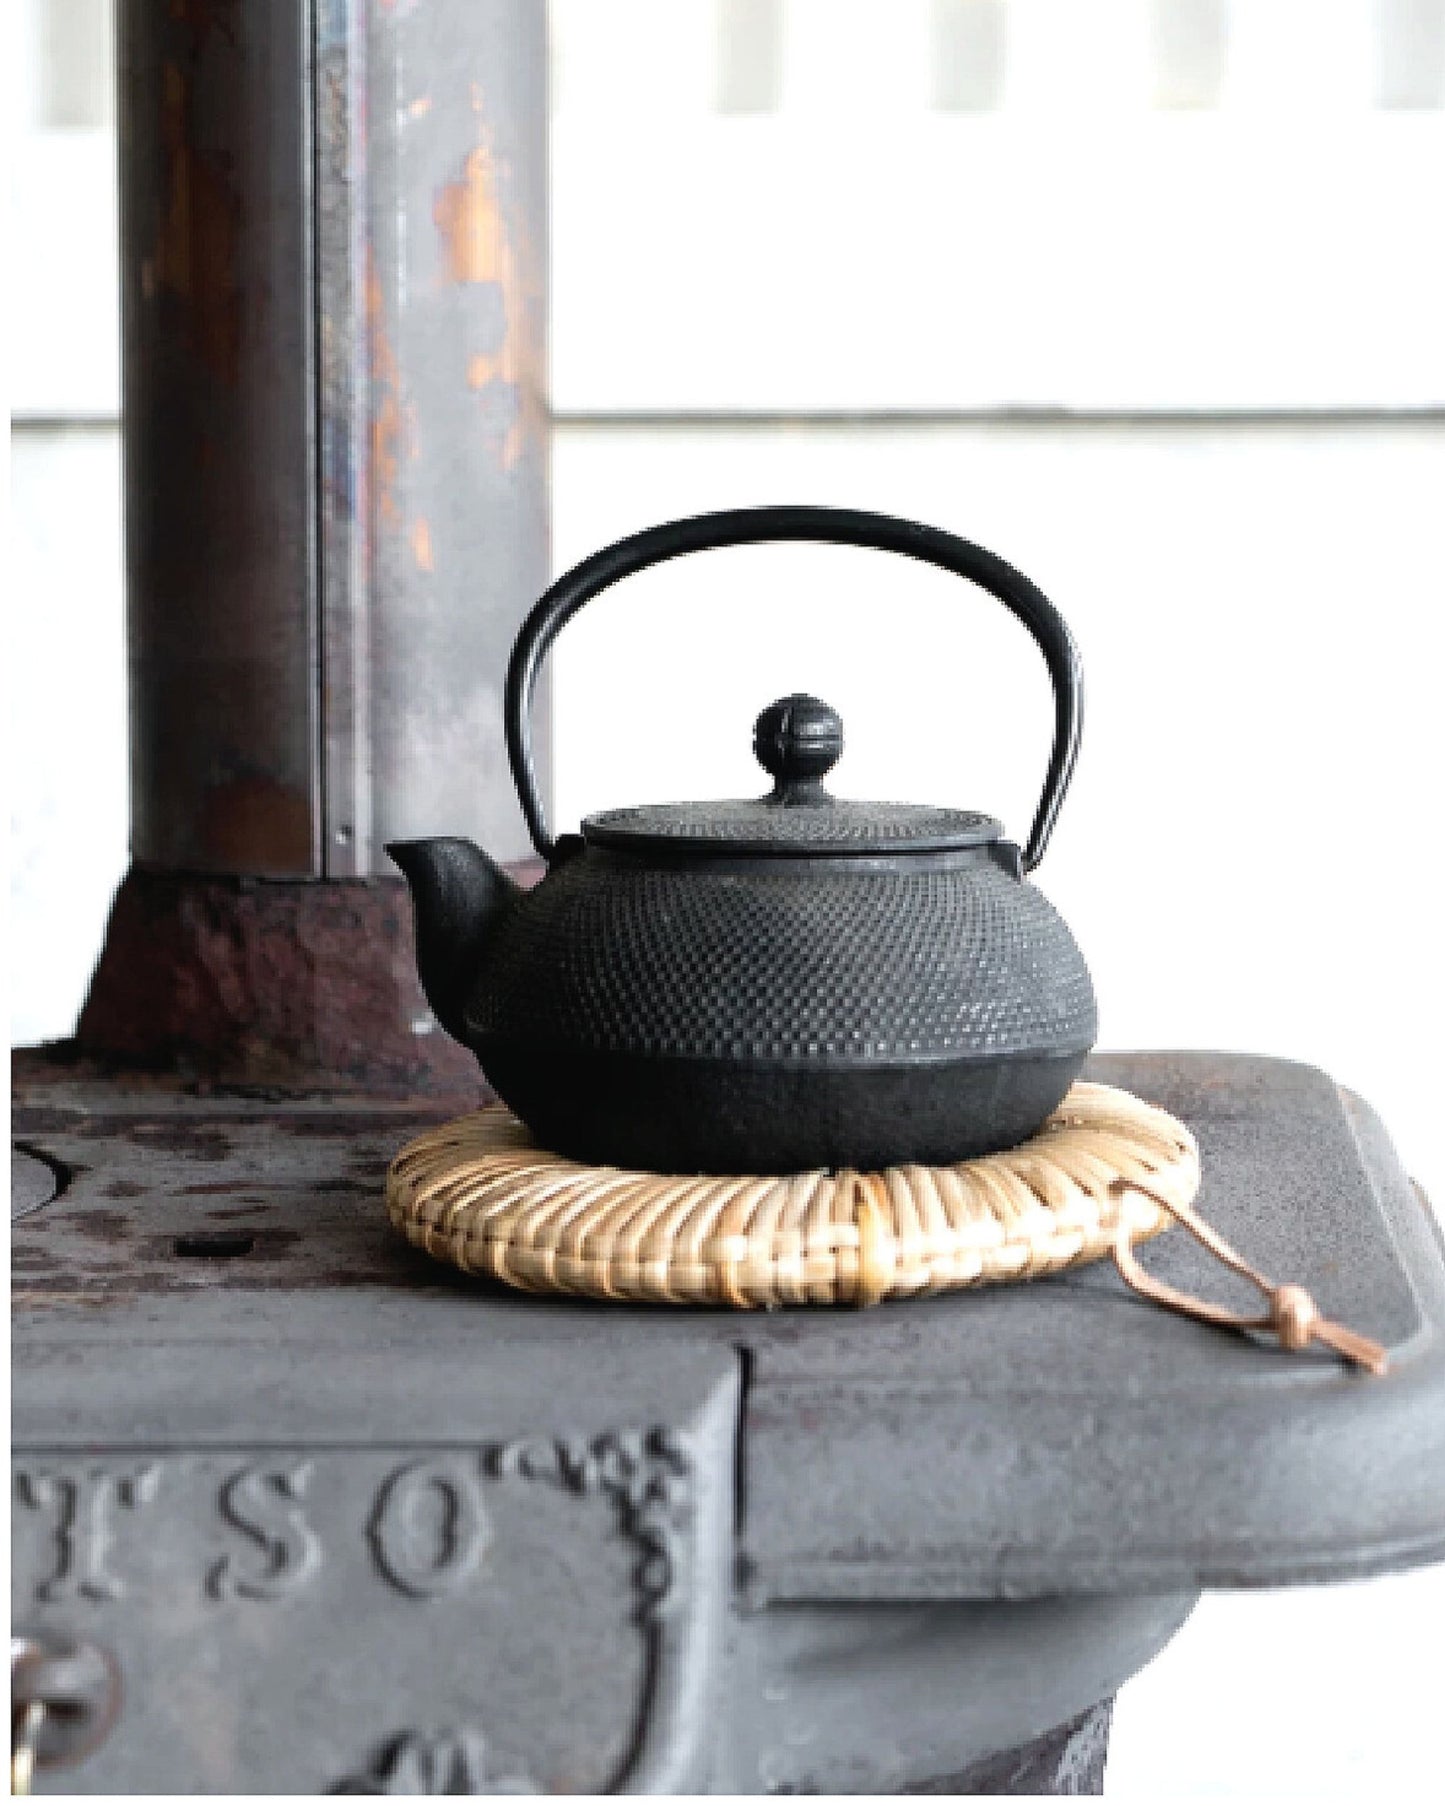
[582,695,1003,858]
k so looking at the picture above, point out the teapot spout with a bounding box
[387,837,520,1045]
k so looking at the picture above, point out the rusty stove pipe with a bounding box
[77,0,548,1093]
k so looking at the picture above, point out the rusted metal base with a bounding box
[71,865,528,1097]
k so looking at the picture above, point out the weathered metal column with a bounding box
[78,0,547,1091]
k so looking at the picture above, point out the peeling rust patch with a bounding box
[70,1209,134,1243]
[9,1107,80,1137]
[434,146,506,284]
[8,1078,454,1301]
[409,516,435,572]
[277,1116,414,1140]
[173,1228,256,1258]
[198,773,314,872]
[433,108,544,472]
[127,1124,238,1161]
[12,1247,65,1269]
[75,868,482,1097]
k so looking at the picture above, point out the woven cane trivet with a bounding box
[386,1081,1386,1371]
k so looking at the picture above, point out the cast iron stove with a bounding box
[12,1048,1445,1793]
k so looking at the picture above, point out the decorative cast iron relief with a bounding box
[368,1458,492,1598]
[13,1427,706,1794]
[208,1462,323,1602]
[16,1464,160,1603]
[334,1728,535,1795]
[339,1428,701,1796]
[485,1427,693,1624]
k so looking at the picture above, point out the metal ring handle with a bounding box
[10,1636,121,1780]
[11,1701,44,1796]
[505,505,1083,870]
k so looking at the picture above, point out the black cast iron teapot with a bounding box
[391,506,1096,1173]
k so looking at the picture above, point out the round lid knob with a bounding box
[583,688,1001,855]
[753,695,843,800]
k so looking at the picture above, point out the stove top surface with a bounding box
[13,1048,1445,1599]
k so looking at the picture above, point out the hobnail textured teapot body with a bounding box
[463,841,1095,1171]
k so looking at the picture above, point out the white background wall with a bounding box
[9,1,1445,1796]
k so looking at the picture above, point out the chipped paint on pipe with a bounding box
[319,0,549,874]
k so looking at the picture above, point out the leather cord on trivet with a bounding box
[1111,1180,1388,1375]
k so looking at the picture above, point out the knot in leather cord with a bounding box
[1271,1283,1320,1352]
[1111,1183,1388,1375]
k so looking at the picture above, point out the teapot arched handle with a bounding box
[504,505,1083,872]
